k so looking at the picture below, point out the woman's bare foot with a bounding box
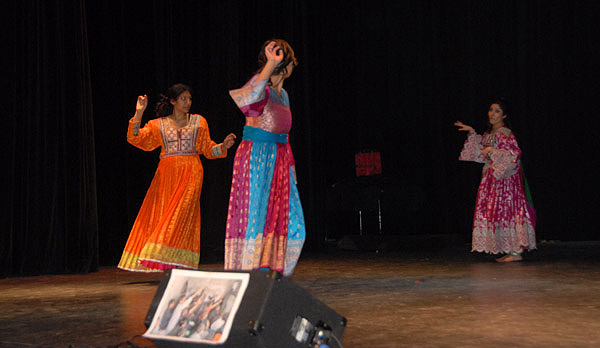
[495,254,523,263]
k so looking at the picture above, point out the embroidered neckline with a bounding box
[166,113,191,130]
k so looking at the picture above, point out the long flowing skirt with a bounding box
[224,138,305,276]
[118,155,204,272]
[472,168,536,254]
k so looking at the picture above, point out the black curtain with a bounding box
[305,0,600,242]
[5,0,600,276]
[4,0,98,277]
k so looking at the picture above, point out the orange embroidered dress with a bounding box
[118,114,227,272]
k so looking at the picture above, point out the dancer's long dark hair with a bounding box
[155,83,192,117]
[486,98,513,133]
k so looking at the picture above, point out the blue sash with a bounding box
[242,126,287,144]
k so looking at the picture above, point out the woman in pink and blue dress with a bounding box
[455,99,536,262]
[224,39,305,276]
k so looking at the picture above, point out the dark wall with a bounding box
[6,0,600,276]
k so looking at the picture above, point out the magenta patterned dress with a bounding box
[459,127,536,254]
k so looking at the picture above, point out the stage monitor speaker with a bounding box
[143,269,347,348]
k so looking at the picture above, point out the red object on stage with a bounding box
[355,150,382,177]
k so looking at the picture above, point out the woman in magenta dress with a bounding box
[224,39,305,276]
[455,100,536,262]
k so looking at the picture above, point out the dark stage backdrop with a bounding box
[5,0,98,277]
[5,0,600,276]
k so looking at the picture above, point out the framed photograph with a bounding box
[143,269,250,345]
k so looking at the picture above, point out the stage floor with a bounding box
[2,240,600,348]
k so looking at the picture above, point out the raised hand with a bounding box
[265,41,284,65]
[454,120,474,134]
[133,95,148,130]
[136,95,148,114]
[257,41,286,83]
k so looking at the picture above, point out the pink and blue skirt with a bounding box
[224,126,305,276]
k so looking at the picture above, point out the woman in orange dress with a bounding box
[118,84,236,272]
